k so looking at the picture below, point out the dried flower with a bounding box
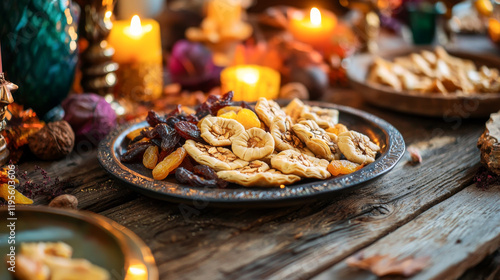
[16,165,75,201]
[473,166,500,190]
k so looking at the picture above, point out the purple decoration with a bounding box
[168,40,223,91]
[62,93,117,145]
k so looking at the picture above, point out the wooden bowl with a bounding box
[346,47,500,118]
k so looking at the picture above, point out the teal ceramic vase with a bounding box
[0,0,79,117]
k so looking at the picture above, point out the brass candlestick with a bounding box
[77,0,118,96]
[0,73,17,165]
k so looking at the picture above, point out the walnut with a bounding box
[49,194,78,209]
[29,121,75,160]
[279,82,309,100]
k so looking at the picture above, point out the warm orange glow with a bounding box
[125,263,147,280]
[220,65,280,102]
[289,8,337,49]
[129,15,143,36]
[310,7,321,26]
[108,16,163,99]
[237,68,259,84]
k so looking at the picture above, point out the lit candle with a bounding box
[289,7,337,51]
[220,65,280,102]
[108,15,163,101]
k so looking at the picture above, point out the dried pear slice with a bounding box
[292,120,341,161]
[338,130,380,164]
[217,160,301,187]
[200,116,245,146]
[232,127,275,161]
[255,97,287,128]
[271,150,331,179]
[283,98,305,123]
[183,140,249,171]
[300,106,339,129]
[270,116,315,156]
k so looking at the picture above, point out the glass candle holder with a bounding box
[108,16,163,102]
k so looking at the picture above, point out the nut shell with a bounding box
[29,121,75,160]
[49,194,78,209]
[279,83,309,100]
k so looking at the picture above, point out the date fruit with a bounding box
[174,121,203,142]
[146,110,168,127]
[176,165,228,188]
[121,142,151,163]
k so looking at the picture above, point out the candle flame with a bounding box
[105,10,112,19]
[241,70,259,84]
[310,7,321,26]
[129,15,143,36]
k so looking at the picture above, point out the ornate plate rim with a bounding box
[98,101,405,206]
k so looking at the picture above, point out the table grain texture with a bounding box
[17,36,500,280]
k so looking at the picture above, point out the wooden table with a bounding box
[18,37,500,279]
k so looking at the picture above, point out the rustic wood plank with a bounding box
[313,184,500,280]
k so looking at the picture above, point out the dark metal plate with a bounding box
[98,101,405,207]
[0,206,158,280]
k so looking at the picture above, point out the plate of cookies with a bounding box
[98,92,405,207]
[347,46,500,118]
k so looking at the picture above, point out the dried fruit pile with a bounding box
[121,91,380,187]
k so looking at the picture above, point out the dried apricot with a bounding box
[143,145,159,169]
[0,184,33,205]
[152,147,187,180]
[236,108,261,130]
[326,124,349,135]
[327,160,362,177]
[218,111,237,120]
[217,106,242,116]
